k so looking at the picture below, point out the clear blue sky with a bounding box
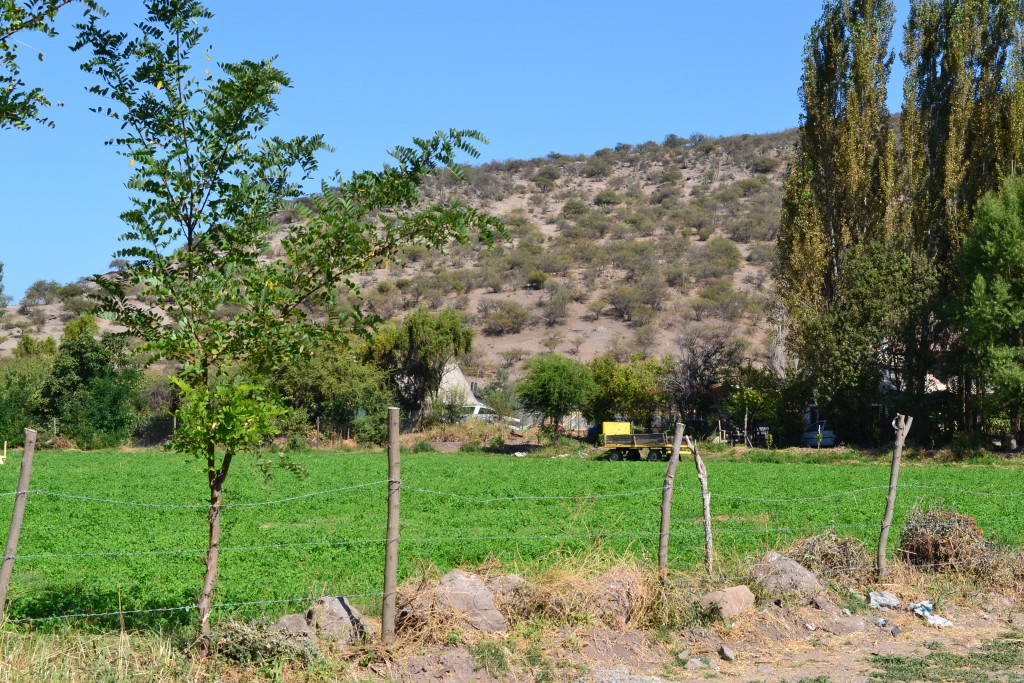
[1,0,910,301]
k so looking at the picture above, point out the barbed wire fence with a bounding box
[0,416,1019,640]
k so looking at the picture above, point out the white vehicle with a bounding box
[801,420,836,447]
[460,405,521,426]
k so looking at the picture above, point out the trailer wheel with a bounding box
[608,449,623,461]
[647,449,663,462]
[626,449,642,461]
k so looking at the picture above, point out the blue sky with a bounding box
[1,0,910,301]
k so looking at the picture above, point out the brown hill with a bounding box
[1,129,797,380]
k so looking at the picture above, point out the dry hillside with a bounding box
[1,129,797,382]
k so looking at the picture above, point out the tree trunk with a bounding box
[198,451,232,657]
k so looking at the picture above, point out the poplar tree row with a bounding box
[777,0,1024,445]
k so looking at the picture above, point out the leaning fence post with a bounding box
[877,414,913,578]
[686,435,714,576]
[381,407,401,646]
[0,428,36,615]
[659,423,685,582]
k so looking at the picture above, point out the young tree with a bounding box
[75,1,502,652]
[517,353,594,430]
[1,0,101,129]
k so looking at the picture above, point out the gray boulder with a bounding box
[750,551,822,602]
[271,612,317,644]
[437,569,508,632]
[306,596,374,643]
[699,585,756,620]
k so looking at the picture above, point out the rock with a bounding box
[891,626,902,636]
[699,585,756,620]
[271,612,317,643]
[486,573,527,596]
[875,618,891,628]
[869,591,901,610]
[676,649,691,663]
[842,608,852,616]
[813,595,836,613]
[804,623,817,632]
[684,657,719,671]
[719,644,737,662]
[750,551,822,602]
[306,596,374,642]
[824,616,868,635]
[590,566,644,627]
[438,569,507,632]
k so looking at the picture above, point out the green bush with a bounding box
[751,156,781,174]
[479,299,532,335]
[594,189,624,206]
[526,271,548,290]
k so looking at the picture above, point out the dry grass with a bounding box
[899,503,989,571]
[785,530,872,581]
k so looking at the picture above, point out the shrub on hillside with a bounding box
[691,237,742,281]
[479,300,532,335]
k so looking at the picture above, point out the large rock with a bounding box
[437,569,508,632]
[750,552,822,602]
[589,566,644,627]
[271,612,317,644]
[699,585,756,620]
[822,616,869,635]
[305,596,375,643]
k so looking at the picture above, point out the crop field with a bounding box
[0,447,1021,629]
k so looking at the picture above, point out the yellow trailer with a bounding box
[600,421,691,462]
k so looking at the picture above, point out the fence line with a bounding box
[25,480,389,509]
[12,481,1024,510]
[403,486,666,503]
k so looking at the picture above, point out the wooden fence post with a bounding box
[686,436,714,576]
[381,408,401,646]
[659,423,685,581]
[0,428,36,615]
[877,414,913,578]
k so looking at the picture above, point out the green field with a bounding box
[0,448,1021,629]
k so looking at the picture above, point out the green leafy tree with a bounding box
[1,0,101,129]
[957,176,1024,445]
[277,340,393,443]
[0,354,50,444]
[586,354,669,430]
[363,308,474,414]
[39,320,140,449]
[517,353,594,430]
[75,1,502,651]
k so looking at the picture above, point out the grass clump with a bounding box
[212,621,321,666]
[786,530,871,580]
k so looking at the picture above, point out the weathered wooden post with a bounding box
[659,423,685,581]
[877,414,913,578]
[382,407,401,645]
[686,435,714,576]
[0,429,37,614]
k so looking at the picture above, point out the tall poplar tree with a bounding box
[900,0,1024,426]
[776,0,902,432]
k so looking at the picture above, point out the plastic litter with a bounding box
[909,600,954,628]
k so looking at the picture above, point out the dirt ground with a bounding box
[371,597,1024,682]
